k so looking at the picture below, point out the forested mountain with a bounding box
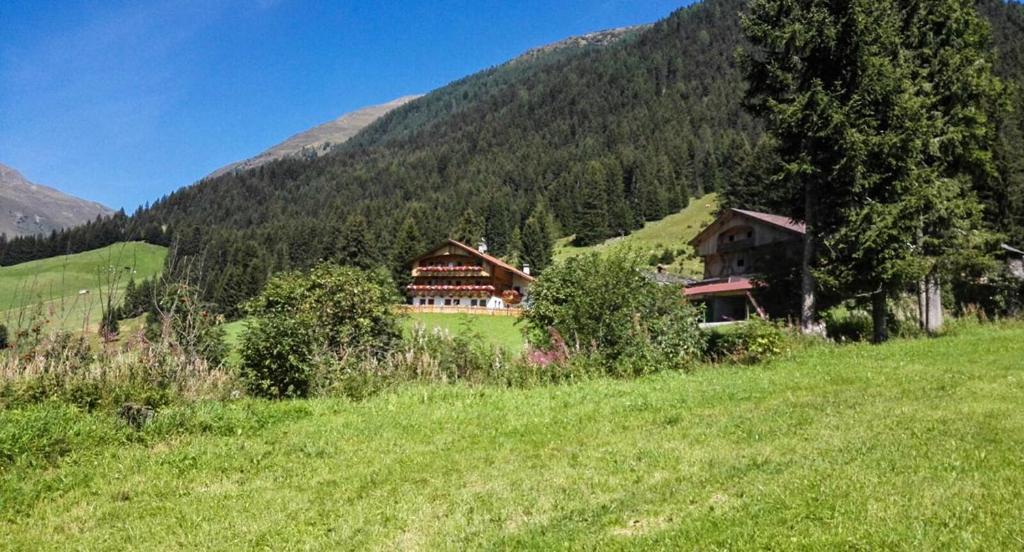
[0,163,112,238]
[3,0,1023,317]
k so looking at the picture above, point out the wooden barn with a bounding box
[685,209,805,323]
[406,239,535,311]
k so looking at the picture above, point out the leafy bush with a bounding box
[524,250,706,373]
[822,306,874,342]
[238,316,318,398]
[239,264,402,398]
[704,318,789,364]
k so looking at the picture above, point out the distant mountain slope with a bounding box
[206,95,422,179]
[553,193,719,278]
[0,163,112,237]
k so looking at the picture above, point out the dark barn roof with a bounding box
[690,208,805,247]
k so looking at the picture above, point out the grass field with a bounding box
[222,312,527,364]
[2,321,1023,549]
[403,312,526,352]
[0,242,166,332]
[554,193,719,278]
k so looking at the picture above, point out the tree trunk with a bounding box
[872,290,889,343]
[917,278,927,331]
[800,185,819,335]
[924,272,943,334]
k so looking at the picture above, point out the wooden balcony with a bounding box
[717,238,755,254]
[412,266,490,278]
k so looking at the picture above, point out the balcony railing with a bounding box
[406,284,496,296]
[413,266,490,278]
[717,238,755,254]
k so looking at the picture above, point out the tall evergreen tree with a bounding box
[390,217,424,290]
[744,0,1002,340]
[573,162,611,246]
[337,214,376,269]
[452,209,486,247]
[522,202,556,273]
[484,202,515,257]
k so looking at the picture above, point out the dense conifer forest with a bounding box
[2,0,1022,318]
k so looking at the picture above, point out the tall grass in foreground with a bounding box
[0,328,237,410]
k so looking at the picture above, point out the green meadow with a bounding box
[402,312,526,352]
[0,242,166,332]
[223,312,526,363]
[2,321,1023,549]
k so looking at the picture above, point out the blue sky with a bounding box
[1,0,693,211]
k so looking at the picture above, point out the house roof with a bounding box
[415,239,536,282]
[690,208,806,246]
[683,277,757,298]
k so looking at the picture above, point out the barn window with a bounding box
[737,258,746,268]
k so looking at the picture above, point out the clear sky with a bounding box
[1,0,694,211]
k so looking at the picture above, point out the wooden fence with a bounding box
[398,305,524,317]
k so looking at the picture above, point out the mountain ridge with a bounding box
[206,95,422,180]
[0,163,113,238]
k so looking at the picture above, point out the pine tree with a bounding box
[507,226,524,268]
[484,202,514,257]
[522,202,556,273]
[573,162,610,246]
[743,0,1002,341]
[337,214,375,269]
[391,217,424,289]
[452,209,486,247]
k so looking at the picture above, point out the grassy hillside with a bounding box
[0,242,166,332]
[554,193,718,278]
[3,321,1023,548]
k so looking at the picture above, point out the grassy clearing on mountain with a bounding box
[2,321,1022,549]
[554,193,718,278]
[0,242,166,332]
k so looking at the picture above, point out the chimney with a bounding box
[522,264,531,276]
[477,239,488,253]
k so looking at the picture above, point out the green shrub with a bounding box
[705,318,789,364]
[239,316,318,398]
[239,264,402,398]
[823,306,874,342]
[524,250,706,372]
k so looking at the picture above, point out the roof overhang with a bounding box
[689,209,806,247]
[683,277,758,298]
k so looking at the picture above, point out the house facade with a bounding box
[407,239,535,310]
[684,209,805,323]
